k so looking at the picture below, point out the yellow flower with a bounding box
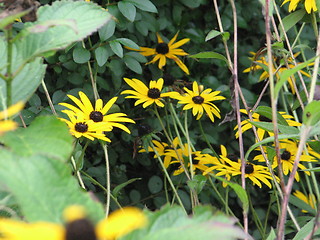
[293,190,316,213]
[234,109,301,140]
[166,81,225,122]
[0,205,147,240]
[127,32,190,74]
[282,0,317,14]
[243,51,312,94]
[0,102,24,136]
[59,92,135,134]
[121,78,170,108]
[254,139,317,181]
[59,111,112,142]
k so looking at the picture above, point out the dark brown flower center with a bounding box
[147,88,161,99]
[75,122,88,133]
[192,96,204,104]
[227,153,238,162]
[244,163,254,174]
[258,114,272,122]
[65,219,97,240]
[89,111,103,122]
[281,150,291,160]
[156,43,169,54]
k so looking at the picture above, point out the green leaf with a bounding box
[279,9,305,37]
[117,38,140,49]
[124,55,142,74]
[126,0,158,13]
[148,175,163,194]
[254,106,289,125]
[266,228,276,240]
[292,217,320,240]
[95,46,109,67]
[187,175,207,194]
[112,178,141,198]
[110,40,123,58]
[303,101,320,126]
[0,116,73,161]
[98,20,116,41]
[250,121,300,135]
[73,47,91,64]
[0,151,104,223]
[118,1,136,22]
[205,30,222,41]
[15,0,111,67]
[275,56,316,97]
[189,52,229,66]
[0,9,31,29]
[290,195,316,215]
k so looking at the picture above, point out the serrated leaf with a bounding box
[110,40,123,58]
[0,151,104,223]
[124,56,142,74]
[0,116,73,161]
[118,1,136,22]
[73,47,91,64]
[95,46,109,67]
[126,0,157,13]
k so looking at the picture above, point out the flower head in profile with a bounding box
[282,0,317,14]
[127,32,190,74]
[254,139,317,181]
[234,109,301,140]
[293,190,316,213]
[244,51,312,94]
[0,205,147,240]
[121,78,170,108]
[60,111,112,142]
[0,102,24,136]
[167,81,225,122]
[59,91,135,134]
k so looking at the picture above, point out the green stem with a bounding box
[5,28,13,107]
[80,170,122,209]
[101,143,111,216]
[150,141,187,214]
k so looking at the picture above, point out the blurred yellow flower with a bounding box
[0,102,24,136]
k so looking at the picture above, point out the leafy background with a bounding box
[7,0,317,239]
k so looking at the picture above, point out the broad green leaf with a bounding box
[14,1,111,67]
[254,106,288,125]
[73,47,91,64]
[0,116,73,161]
[303,101,320,126]
[274,56,316,97]
[126,0,158,13]
[0,151,104,223]
[110,40,124,58]
[122,205,250,240]
[279,9,305,37]
[98,20,116,41]
[292,217,320,240]
[187,175,207,194]
[266,228,276,240]
[148,175,163,194]
[95,46,109,67]
[112,178,141,198]
[289,195,316,215]
[249,121,300,135]
[189,52,229,66]
[124,55,142,74]
[205,30,222,41]
[117,38,140,49]
[118,1,136,22]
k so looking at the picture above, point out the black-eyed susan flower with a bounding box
[127,32,190,74]
[282,0,317,14]
[216,158,274,188]
[167,81,225,122]
[293,190,316,213]
[244,51,312,94]
[121,78,170,108]
[0,102,24,136]
[0,205,147,240]
[254,139,317,181]
[59,92,135,134]
[60,111,112,142]
[234,109,301,140]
